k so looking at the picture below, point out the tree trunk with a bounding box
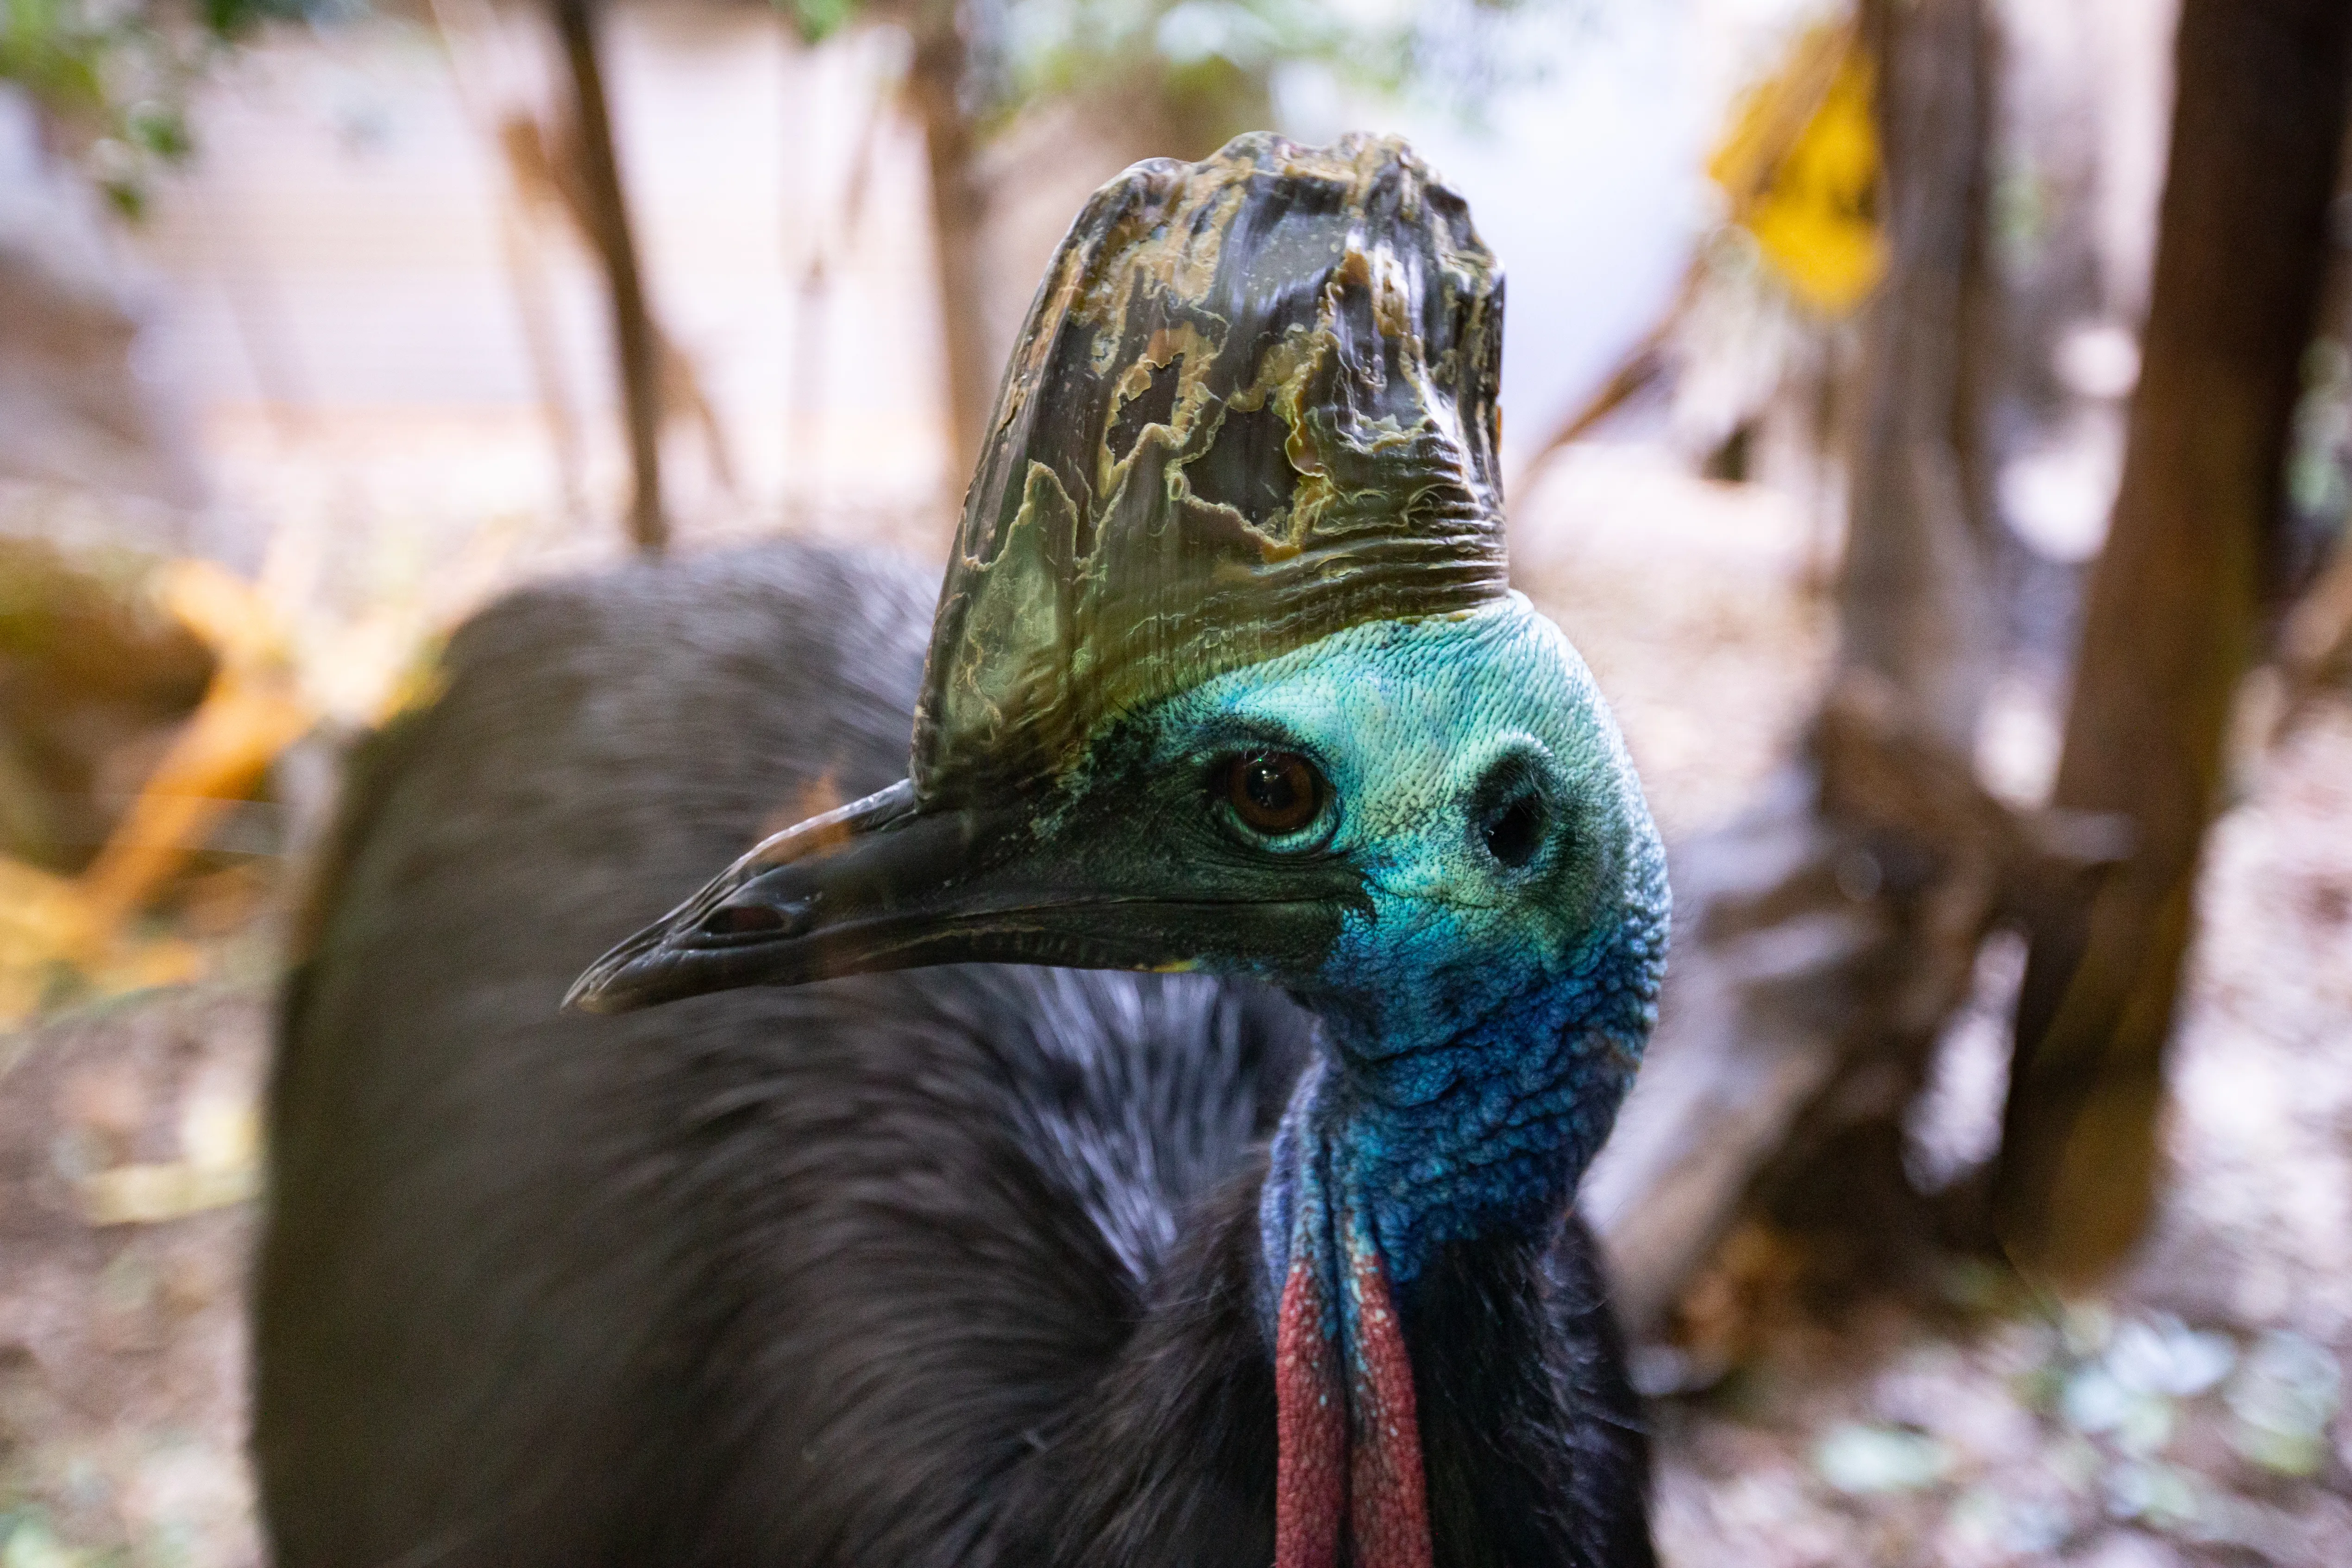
[903,0,997,493]
[1993,0,2352,1281]
[551,0,667,554]
[1591,0,2014,1333]
[1840,0,2001,753]
[895,5,1274,498]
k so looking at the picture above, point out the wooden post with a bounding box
[1994,0,2352,1280]
[551,0,667,553]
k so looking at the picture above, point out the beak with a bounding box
[566,776,1339,1014]
[565,780,987,1013]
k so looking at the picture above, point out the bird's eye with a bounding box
[1222,749,1326,838]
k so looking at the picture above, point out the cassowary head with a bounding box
[572,130,1668,1568]
[570,134,1666,1055]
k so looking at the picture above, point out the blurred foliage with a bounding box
[999,0,1552,142]
[7,0,1562,219]
[2283,336,2352,594]
[779,0,860,46]
[779,0,1557,151]
[2290,339,2352,527]
[0,0,345,216]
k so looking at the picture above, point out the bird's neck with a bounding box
[1262,925,1653,1297]
[1254,925,1657,1568]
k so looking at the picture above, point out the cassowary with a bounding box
[255,133,1671,1568]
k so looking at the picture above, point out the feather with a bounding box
[255,540,1652,1567]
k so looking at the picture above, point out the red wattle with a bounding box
[1275,1258,1345,1568]
[1272,1247,1434,1568]
[1345,1250,1433,1568]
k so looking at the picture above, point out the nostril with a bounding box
[701,902,789,938]
[1483,790,1546,869]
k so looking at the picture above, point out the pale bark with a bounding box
[1838,0,2001,754]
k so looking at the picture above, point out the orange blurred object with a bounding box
[0,559,311,1025]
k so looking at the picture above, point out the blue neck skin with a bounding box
[1136,599,1668,1323]
[1260,907,1661,1302]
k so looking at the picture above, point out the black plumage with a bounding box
[253,541,1654,1568]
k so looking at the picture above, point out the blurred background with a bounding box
[3,0,2350,1562]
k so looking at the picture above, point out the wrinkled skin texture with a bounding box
[1123,601,1666,1568]
[1146,601,1667,1293]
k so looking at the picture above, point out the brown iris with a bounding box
[1224,750,1325,837]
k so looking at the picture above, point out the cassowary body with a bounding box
[256,544,1651,1567]
[257,134,1668,1567]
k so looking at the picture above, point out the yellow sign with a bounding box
[1709,23,1887,315]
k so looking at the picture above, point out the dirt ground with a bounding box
[2,447,2348,1566]
[1639,700,2352,1568]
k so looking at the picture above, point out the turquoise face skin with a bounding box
[1141,595,1671,1291]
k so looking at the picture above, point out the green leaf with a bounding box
[780,0,860,46]
[127,101,192,159]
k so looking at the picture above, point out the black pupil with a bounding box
[1484,790,1546,869]
[1232,751,1317,833]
